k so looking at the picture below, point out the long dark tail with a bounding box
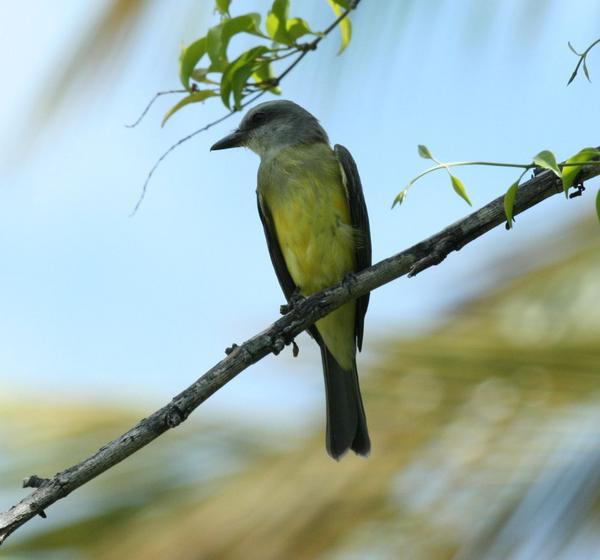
[320,346,370,460]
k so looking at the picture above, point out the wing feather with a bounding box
[334,144,371,351]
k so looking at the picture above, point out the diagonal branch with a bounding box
[1,161,599,545]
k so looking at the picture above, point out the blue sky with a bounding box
[0,0,598,429]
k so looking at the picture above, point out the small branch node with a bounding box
[56,476,70,489]
[22,475,49,489]
[297,42,318,52]
[256,77,280,88]
[272,337,285,355]
[225,343,239,355]
[164,404,187,428]
[408,240,453,277]
[292,340,300,358]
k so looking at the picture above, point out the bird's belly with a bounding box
[275,195,357,369]
[272,190,355,295]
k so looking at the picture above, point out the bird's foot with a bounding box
[342,271,359,295]
[280,289,305,315]
[343,271,358,285]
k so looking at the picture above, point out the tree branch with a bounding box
[1,161,599,544]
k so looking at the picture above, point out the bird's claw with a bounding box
[343,271,358,292]
[280,289,305,314]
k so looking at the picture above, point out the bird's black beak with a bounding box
[210,129,246,151]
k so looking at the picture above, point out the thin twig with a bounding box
[129,89,267,216]
[2,159,599,545]
[568,37,600,85]
[125,89,188,128]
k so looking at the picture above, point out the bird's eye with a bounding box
[250,111,266,126]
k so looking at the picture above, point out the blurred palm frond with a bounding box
[2,216,599,559]
[35,0,148,124]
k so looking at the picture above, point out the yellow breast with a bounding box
[259,144,356,295]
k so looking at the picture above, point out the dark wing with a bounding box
[256,191,321,342]
[334,144,371,351]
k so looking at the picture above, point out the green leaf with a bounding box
[221,46,269,109]
[329,0,350,8]
[418,144,433,160]
[533,150,562,178]
[450,174,472,206]
[567,41,579,55]
[504,181,519,229]
[266,0,292,45]
[162,90,218,126]
[215,0,231,16]
[327,0,352,54]
[206,14,263,73]
[191,68,208,82]
[583,59,591,82]
[179,37,207,90]
[232,65,258,110]
[392,189,408,208]
[190,68,219,85]
[286,17,313,42]
[561,147,600,196]
[252,61,281,94]
[190,68,212,83]
[596,189,600,224]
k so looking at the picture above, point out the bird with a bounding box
[211,100,371,459]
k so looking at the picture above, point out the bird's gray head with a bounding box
[210,100,329,157]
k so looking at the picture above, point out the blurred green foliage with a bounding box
[2,218,599,559]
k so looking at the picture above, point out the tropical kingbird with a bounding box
[211,100,371,459]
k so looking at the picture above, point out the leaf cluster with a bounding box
[392,38,600,226]
[163,0,352,126]
[394,146,600,226]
